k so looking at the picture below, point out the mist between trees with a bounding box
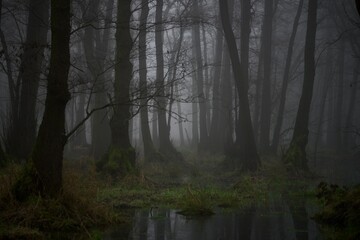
[0,0,359,197]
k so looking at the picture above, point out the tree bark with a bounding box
[271,0,304,153]
[283,0,318,171]
[24,0,71,197]
[219,0,260,171]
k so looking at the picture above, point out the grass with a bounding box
[0,162,123,239]
[0,154,320,238]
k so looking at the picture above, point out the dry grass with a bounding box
[0,163,121,238]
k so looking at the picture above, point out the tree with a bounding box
[219,0,260,171]
[81,0,113,159]
[209,15,224,152]
[155,0,183,161]
[283,0,318,171]
[14,0,72,197]
[0,143,5,167]
[15,0,50,160]
[259,0,274,152]
[271,0,304,153]
[192,0,208,151]
[138,0,157,161]
[100,0,136,174]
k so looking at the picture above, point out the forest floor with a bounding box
[0,152,358,239]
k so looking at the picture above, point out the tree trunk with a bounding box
[176,85,185,147]
[155,0,183,161]
[334,40,345,152]
[83,0,113,160]
[209,21,224,151]
[202,23,211,130]
[18,0,71,198]
[312,49,333,166]
[139,0,156,162]
[259,0,274,152]
[191,28,199,148]
[99,0,135,175]
[219,0,260,171]
[13,0,50,160]
[271,0,304,153]
[344,61,359,150]
[193,0,208,151]
[283,0,318,171]
[0,143,6,167]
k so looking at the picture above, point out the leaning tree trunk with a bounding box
[283,0,318,171]
[15,0,71,198]
[271,0,304,153]
[155,0,183,161]
[139,0,157,162]
[103,0,136,175]
[219,0,260,171]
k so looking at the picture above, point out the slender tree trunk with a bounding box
[209,22,224,151]
[152,109,159,147]
[334,40,345,152]
[20,0,71,197]
[176,85,185,147]
[91,0,114,160]
[271,0,304,153]
[74,88,87,146]
[202,23,211,132]
[283,0,318,171]
[193,0,208,151]
[253,49,263,144]
[0,143,6,167]
[259,0,274,152]
[139,0,156,161]
[191,28,199,148]
[155,0,182,161]
[344,61,359,149]
[219,0,260,171]
[313,49,333,165]
[13,0,50,160]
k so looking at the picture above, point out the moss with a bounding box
[97,146,136,177]
[282,138,307,172]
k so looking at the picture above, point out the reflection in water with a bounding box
[103,200,324,240]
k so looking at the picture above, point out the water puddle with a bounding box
[103,202,324,240]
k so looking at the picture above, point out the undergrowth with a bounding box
[0,162,121,239]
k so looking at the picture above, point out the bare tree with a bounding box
[283,0,318,171]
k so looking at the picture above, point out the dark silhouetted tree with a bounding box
[283,0,318,171]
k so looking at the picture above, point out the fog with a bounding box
[0,0,360,238]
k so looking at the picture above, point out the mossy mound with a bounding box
[97,146,136,177]
[314,182,360,239]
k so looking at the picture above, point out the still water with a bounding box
[103,202,323,240]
